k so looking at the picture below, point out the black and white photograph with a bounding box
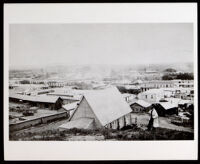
[9,23,195,141]
[4,3,198,160]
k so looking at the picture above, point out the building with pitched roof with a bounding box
[59,87,133,130]
[152,102,178,116]
[129,99,152,113]
[138,89,165,103]
[62,102,79,116]
[9,93,63,110]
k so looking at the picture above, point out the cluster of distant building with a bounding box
[9,77,194,131]
[122,79,194,117]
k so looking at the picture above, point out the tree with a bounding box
[176,73,193,80]
[162,73,194,80]
[20,80,30,84]
[162,75,174,80]
[163,68,177,73]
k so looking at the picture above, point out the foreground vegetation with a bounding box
[10,124,194,141]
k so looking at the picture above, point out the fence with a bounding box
[10,111,69,132]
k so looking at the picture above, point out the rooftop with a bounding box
[129,99,151,108]
[159,102,178,110]
[80,87,132,126]
[9,93,60,103]
[62,102,79,111]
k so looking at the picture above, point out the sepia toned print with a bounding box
[9,23,194,141]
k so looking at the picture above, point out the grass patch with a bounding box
[10,126,194,141]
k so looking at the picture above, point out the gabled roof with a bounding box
[82,87,132,126]
[159,102,177,110]
[34,96,60,103]
[62,102,78,111]
[9,93,26,100]
[130,99,151,108]
[9,93,60,103]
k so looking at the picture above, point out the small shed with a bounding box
[9,93,63,110]
[62,102,79,116]
[32,96,63,110]
[129,100,151,113]
[152,102,178,117]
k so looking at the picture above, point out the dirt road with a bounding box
[131,113,193,133]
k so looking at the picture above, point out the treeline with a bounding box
[117,86,141,95]
[162,73,194,80]
[20,80,44,84]
[70,82,93,90]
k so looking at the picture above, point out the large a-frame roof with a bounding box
[82,87,132,126]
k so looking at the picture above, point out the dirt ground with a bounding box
[10,118,70,136]
[10,112,193,141]
[131,113,193,133]
[9,101,65,124]
[65,135,105,141]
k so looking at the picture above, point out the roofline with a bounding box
[156,103,177,110]
[130,102,151,108]
[69,95,103,127]
[82,96,104,126]
[9,95,61,103]
[68,96,83,121]
[104,112,131,127]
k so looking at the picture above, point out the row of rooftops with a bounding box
[140,87,194,95]
[9,86,194,113]
[59,86,195,130]
[129,98,193,110]
[61,96,193,116]
[132,79,193,84]
[9,93,61,103]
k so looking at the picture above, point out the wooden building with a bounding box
[9,93,63,110]
[62,102,79,116]
[47,93,81,104]
[129,100,151,113]
[152,102,178,117]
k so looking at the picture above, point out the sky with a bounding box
[9,23,193,69]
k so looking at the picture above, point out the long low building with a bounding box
[9,93,63,110]
[152,102,178,116]
[59,87,133,130]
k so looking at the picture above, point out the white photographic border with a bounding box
[4,3,198,160]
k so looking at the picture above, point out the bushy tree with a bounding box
[162,73,194,80]
[20,80,30,84]
[163,68,177,73]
